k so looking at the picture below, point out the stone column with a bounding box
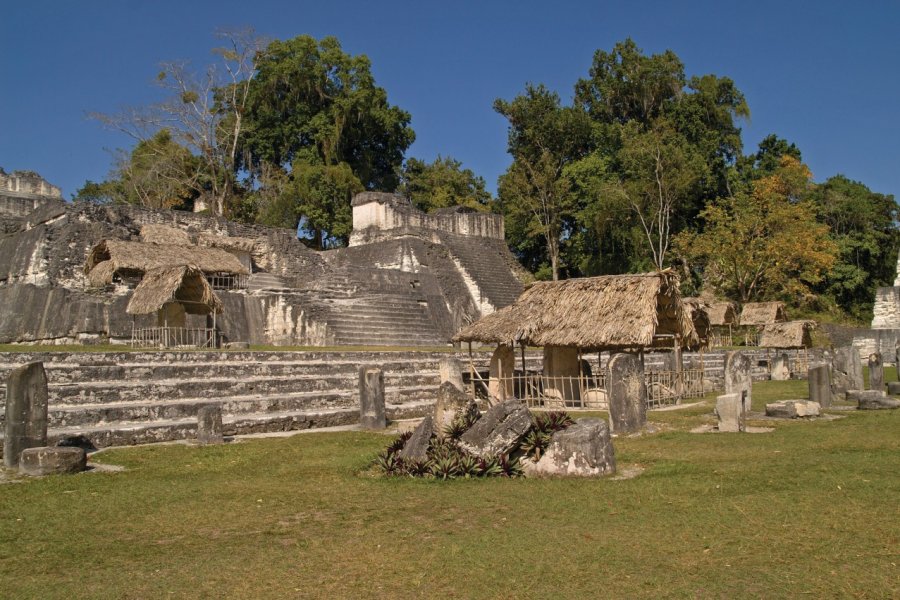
[542,345,581,407]
[196,404,224,444]
[359,367,386,430]
[724,352,753,415]
[488,344,515,402]
[438,357,464,392]
[808,364,832,408]
[607,353,647,434]
[4,362,49,469]
[715,393,744,432]
[771,353,789,381]
[832,346,864,399]
[868,352,884,393]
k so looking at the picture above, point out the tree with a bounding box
[94,29,266,217]
[239,35,414,192]
[398,156,493,213]
[811,175,900,319]
[494,84,591,280]
[675,157,838,303]
[611,120,708,270]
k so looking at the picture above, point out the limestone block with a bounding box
[488,345,515,402]
[399,415,433,462]
[832,347,864,399]
[607,353,647,434]
[765,400,820,418]
[887,381,900,396]
[196,404,224,444]
[358,367,387,430]
[852,391,900,410]
[458,399,531,458]
[432,381,474,437]
[19,446,86,476]
[438,357,465,392]
[724,352,753,415]
[529,419,616,477]
[771,353,790,381]
[808,364,833,408]
[716,393,745,432]
[868,352,884,392]
[4,362,49,468]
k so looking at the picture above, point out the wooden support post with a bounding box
[468,342,476,400]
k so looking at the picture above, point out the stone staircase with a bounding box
[0,350,499,450]
[439,233,524,310]
[247,272,292,293]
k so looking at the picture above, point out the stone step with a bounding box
[19,372,439,406]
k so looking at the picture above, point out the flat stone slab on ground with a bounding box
[19,446,86,476]
[765,400,821,418]
[458,400,531,458]
[527,418,616,477]
[850,391,900,410]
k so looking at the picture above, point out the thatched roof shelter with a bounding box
[681,298,710,350]
[707,302,739,327]
[740,301,787,326]
[85,239,249,286]
[758,320,813,349]
[197,233,258,253]
[126,266,223,316]
[140,224,192,246]
[453,271,686,351]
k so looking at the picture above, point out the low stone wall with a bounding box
[0,193,63,218]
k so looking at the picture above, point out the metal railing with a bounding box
[131,327,217,349]
[483,368,707,411]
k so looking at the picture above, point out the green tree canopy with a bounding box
[398,156,493,213]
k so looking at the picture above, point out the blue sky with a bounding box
[1,1,898,200]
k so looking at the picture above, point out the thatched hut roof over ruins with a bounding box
[758,320,813,349]
[739,301,787,326]
[707,301,739,326]
[85,239,249,286]
[681,298,710,350]
[453,271,686,351]
[125,266,223,316]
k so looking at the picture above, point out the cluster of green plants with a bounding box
[375,409,576,479]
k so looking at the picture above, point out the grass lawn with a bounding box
[1,381,898,598]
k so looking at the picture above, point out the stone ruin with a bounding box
[0,190,527,347]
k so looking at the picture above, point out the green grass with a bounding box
[1,382,898,598]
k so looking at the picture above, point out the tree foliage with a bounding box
[398,156,493,213]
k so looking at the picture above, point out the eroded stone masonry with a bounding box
[0,176,527,346]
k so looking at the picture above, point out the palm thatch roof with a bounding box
[126,266,223,316]
[707,301,739,326]
[453,271,686,350]
[758,320,813,349]
[197,233,258,253]
[85,239,249,285]
[681,298,711,350]
[740,301,787,326]
[140,224,192,246]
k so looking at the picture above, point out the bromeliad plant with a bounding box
[522,411,576,460]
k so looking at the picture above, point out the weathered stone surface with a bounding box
[438,357,464,391]
[868,352,884,392]
[607,353,647,434]
[852,390,900,410]
[716,393,745,432]
[458,399,531,457]
[489,344,516,401]
[808,364,833,408]
[771,353,790,381]
[724,352,753,414]
[196,404,224,444]
[19,446,86,476]
[765,400,821,418]
[56,434,96,452]
[832,346,864,400]
[4,362,49,468]
[432,381,473,437]
[358,367,387,430]
[888,381,900,396]
[528,419,616,477]
[399,415,433,462]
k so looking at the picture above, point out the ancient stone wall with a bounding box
[349,192,504,246]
